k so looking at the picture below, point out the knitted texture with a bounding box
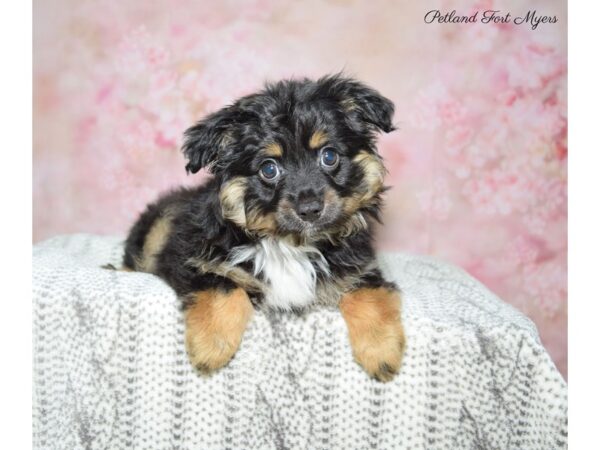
[33,234,567,449]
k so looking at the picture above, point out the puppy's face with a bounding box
[182,75,395,241]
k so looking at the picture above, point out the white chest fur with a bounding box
[228,238,330,310]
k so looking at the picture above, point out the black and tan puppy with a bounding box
[122,74,405,381]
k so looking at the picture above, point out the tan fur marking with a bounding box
[264,142,283,158]
[343,151,386,215]
[340,287,405,382]
[188,258,266,294]
[138,215,172,273]
[354,150,385,195]
[246,208,278,234]
[323,187,339,208]
[220,177,278,235]
[220,177,247,227]
[309,130,328,149]
[185,288,253,373]
[338,212,368,237]
[322,189,368,239]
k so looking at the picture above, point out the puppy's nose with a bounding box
[296,198,323,222]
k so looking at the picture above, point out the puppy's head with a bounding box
[182,74,395,241]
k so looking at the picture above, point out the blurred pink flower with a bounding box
[416,180,453,221]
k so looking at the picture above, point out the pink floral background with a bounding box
[33,0,567,377]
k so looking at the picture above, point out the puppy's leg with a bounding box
[184,287,253,373]
[339,286,405,382]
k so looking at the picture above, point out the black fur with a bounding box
[123,74,397,306]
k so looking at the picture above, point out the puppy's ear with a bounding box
[181,106,240,174]
[323,75,395,133]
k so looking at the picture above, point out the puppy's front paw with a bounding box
[184,288,253,374]
[340,287,405,382]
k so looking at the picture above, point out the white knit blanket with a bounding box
[33,234,567,449]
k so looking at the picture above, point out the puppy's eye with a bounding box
[259,159,280,182]
[320,147,339,169]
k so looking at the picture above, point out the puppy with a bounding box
[122,74,405,382]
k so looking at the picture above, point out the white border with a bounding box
[16,0,596,446]
[569,0,600,445]
[0,1,32,447]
